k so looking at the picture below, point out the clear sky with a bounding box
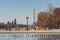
[0,0,60,24]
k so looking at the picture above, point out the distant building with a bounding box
[14,19,16,25]
[0,23,6,29]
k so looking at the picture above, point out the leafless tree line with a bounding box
[37,8,60,30]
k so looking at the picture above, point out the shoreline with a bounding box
[0,29,60,34]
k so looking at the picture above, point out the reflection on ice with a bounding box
[0,33,60,40]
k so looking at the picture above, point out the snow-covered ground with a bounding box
[0,29,60,34]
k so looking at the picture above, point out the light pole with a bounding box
[26,17,29,30]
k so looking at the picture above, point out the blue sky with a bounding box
[0,0,60,24]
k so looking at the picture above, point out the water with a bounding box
[0,33,60,40]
